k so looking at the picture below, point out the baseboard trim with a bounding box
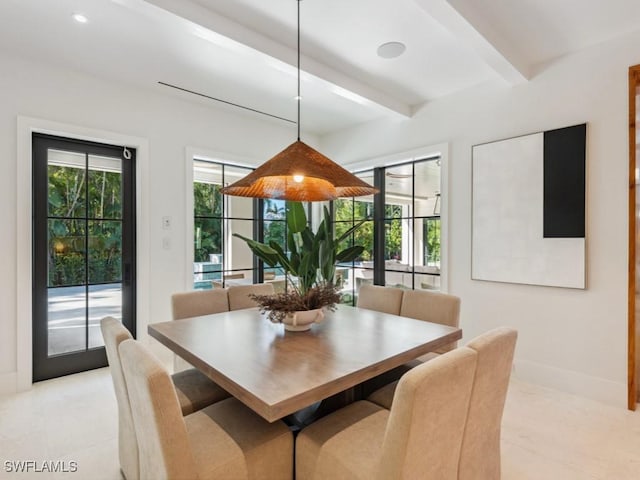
[513,359,627,409]
[0,372,17,396]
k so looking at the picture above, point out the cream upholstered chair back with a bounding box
[171,289,230,371]
[400,290,461,353]
[100,317,139,480]
[458,328,518,480]
[171,288,229,320]
[119,339,199,480]
[357,284,404,315]
[228,283,275,311]
[377,347,478,480]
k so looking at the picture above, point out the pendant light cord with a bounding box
[297,0,301,141]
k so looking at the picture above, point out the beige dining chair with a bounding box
[296,347,478,480]
[365,328,517,418]
[364,289,461,404]
[119,338,293,480]
[101,317,229,419]
[400,289,461,354]
[459,327,518,480]
[171,289,230,372]
[228,283,275,311]
[171,288,229,320]
[100,317,140,480]
[104,317,229,479]
[356,284,404,315]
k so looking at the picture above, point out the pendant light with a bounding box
[221,0,379,201]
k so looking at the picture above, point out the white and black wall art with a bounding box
[472,124,586,289]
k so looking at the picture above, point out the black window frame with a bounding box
[332,156,442,305]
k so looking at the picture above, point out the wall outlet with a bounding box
[162,216,172,230]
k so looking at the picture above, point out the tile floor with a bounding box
[1,361,640,479]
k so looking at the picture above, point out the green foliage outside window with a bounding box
[48,165,122,287]
[194,182,222,217]
[424,219,441,266]
[385,219,402,260]
[194,182,223,262]
[334,200,406,262]
[334,199,374,261]
[333,199,440,266]
[263,199,286,251]
[384,204,403,218]
[383,205,403,261]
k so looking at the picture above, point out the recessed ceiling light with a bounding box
[377,41,406,59]
[72,13,88,23]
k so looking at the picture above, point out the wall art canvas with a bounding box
[471,124,586,289]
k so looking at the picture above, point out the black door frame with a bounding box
[32,133,136,381]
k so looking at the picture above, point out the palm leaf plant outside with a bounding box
[233,202,366,322]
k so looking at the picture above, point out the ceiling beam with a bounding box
[413,0,529,85]
[142,0,412,118]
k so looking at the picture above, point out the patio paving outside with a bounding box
[47,283,122,356]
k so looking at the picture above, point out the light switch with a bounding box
[162,216,172,230]
[162,237,171,250]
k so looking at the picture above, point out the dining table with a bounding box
[148,304,462,423]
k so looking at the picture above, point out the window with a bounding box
[333,157,442,305]
[333,172,375,305]
[423,217,441,266]
[384,159,441,291]
[261,199,311,293]
[192,156,441,296]
[192,159,311,291]
[193,160,257,289]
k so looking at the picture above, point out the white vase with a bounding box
[283,308,324,332]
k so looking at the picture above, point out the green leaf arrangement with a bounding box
[233,201,367,317]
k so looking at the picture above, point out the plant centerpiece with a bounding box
[234,202,365,331]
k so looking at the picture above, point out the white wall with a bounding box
[320,31,640,407]
[0,52,316,391]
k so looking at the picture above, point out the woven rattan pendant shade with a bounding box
[221,1,378,202]
[221,140,377,201]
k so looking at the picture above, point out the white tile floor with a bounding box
[1,366,640,479]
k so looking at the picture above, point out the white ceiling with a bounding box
[1,0,640,135]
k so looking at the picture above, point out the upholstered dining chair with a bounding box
[367,327,517,478]
[101,316,229,420]
[369,326,516,411]
[458,327,518,480]
[400,289,461,354]
[100,317,140,480]
[296,347,478,480]
[356,284,404,315]
[171,288,229,320]
[363,289,461,403]
[119,338,293,480]
[228,283,275,311]
[171,289,230,372]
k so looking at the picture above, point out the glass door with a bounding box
[32,134,136,381]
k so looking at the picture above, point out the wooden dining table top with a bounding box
[148,304,462,422]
